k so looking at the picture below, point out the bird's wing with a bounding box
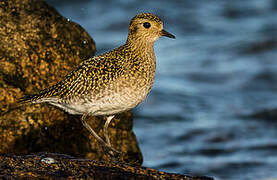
[17,57,101,104]
[18,45,129,104]
[58,54,123,101]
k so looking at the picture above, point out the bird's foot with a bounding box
[103,145,122,161]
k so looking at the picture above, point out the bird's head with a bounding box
[127,13,175,44]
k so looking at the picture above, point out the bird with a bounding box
[18,13,175,157]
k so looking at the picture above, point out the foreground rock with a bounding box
[0,153,213,180]
[0,0,142,164]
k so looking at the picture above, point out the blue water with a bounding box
[46,0,277,179]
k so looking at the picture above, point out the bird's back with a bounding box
[19,44,156,115]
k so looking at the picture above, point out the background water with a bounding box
[46,0,277,179]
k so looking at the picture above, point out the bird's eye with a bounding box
[143,22,151,29]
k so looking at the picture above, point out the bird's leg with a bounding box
[103,115,122,159]
[104,115,114,146]
[81,114,107,146]
[81,114,120,158]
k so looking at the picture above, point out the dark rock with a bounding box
[0,153,214,180]
[0,0,142,164]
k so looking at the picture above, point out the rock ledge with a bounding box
[0,153,213,180]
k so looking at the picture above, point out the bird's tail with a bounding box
[0,95,36,116]
[1,85,60,116]
[17,84,60,105]
[17,94,37,104]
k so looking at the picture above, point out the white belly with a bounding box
[50,85,151,116]
[90,87,150,116]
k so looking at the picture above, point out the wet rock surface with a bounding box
[0,153,213,180]
[0,0,142,164]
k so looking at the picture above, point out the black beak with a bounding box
[161,29,175,39]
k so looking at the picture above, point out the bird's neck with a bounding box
[124,38,156,80]
[125,38,155,58]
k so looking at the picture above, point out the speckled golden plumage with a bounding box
[19,13,175,157]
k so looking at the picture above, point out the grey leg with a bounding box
[104,115,115,146]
